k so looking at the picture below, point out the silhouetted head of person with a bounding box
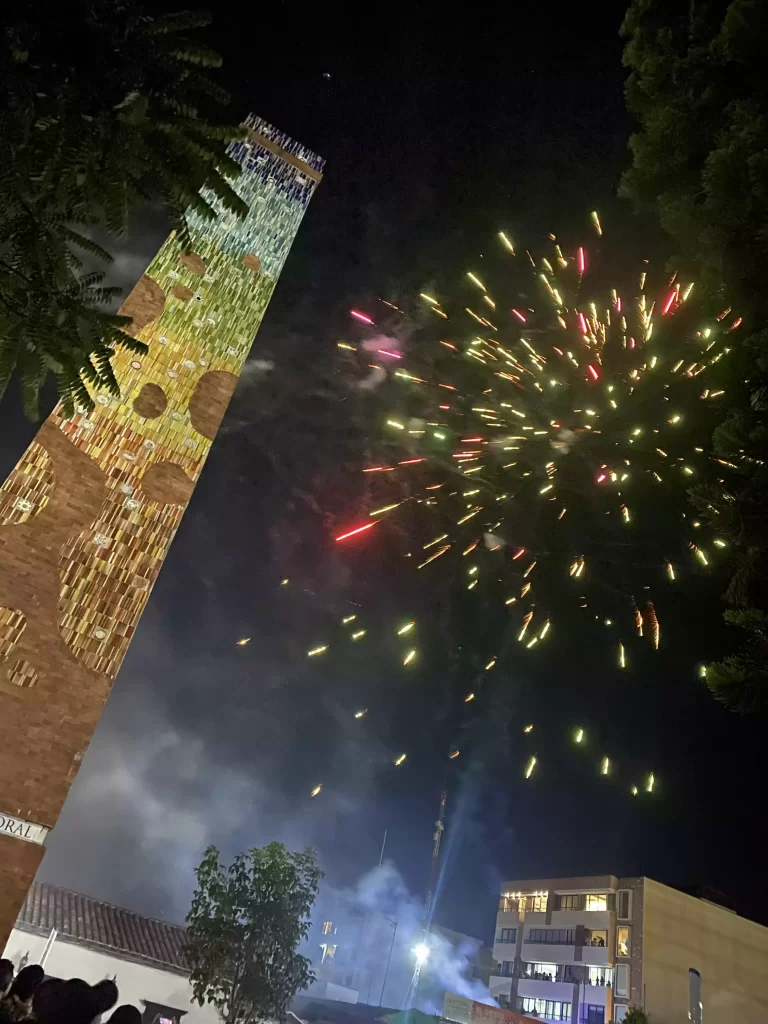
[8,965,44,1003]
[32,979,66,1021]
[0,959,15,995]
[90,982,118,1017]
[33,978,118,1024]
[106,1006,141,1024]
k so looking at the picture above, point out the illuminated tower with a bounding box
[0,116,323,943]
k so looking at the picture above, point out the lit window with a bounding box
[585,894,608,911]
[617,926,630,957]
[521,998,571,1021]
[586,930,607,948]
[525,962,558,981]
[320,943,336,963]
[587,967,613,986]
[322,920,334,935]
[615,964,629,997]
[526,894,548,913]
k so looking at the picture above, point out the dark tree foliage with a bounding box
[0,1,246,415]
[621,0,768,316]
[184,843,322,1024]
[622,1009,651,1024]
[622,0,768,712]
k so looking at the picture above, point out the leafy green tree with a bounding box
[702,609,768,711]
[620,0,768,317]
[622,0,768,712]
[1,1,247,415]
[184,843,322,1024]
[623,1008,651,1024]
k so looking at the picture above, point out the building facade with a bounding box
[307,898,492,1009]
[0,116,323,944]
[490,875,768,1024]
[2,882,218,1024]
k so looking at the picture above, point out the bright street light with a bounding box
[412,942,430,964]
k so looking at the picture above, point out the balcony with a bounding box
[548,910,612,935]
[521,941,576,964]
[489,976,513,1002]
[520,936,611,967]
[578,983,608,1006]
[581,945,612,967]
[518,978,575,1003]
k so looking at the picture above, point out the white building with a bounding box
[490,874,768,1024]
[2,882,219,1024]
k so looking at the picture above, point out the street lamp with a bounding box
[378,918,398,1007]
[412,942,430,965]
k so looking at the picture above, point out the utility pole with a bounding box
[402,789,449,1010]
[423,789,448,925]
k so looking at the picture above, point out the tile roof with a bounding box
[15,882,189,975]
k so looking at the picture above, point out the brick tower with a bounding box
[0,116,323,944]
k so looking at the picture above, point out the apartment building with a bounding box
[489,874,768,1024]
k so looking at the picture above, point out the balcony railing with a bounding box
[520,968,613,985]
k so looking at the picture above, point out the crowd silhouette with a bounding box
[0,962,140,1024]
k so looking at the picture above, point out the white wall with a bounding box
[488,976,511,1001]
[642,878,768,1024]
[3,928,220,1024]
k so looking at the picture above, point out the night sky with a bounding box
[2,1,767,951]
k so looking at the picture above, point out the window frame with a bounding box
[617,890,632,920]
[614,964,629,997]
[559,894,583,911]
[527,928,576,945]
[499,927,517,943]
[587,966,613,987]
[585,893,608,911]
[525,962,558,980]
[582,1005,605,1024]
[616,925,631,958]
[521,998,571,1022]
